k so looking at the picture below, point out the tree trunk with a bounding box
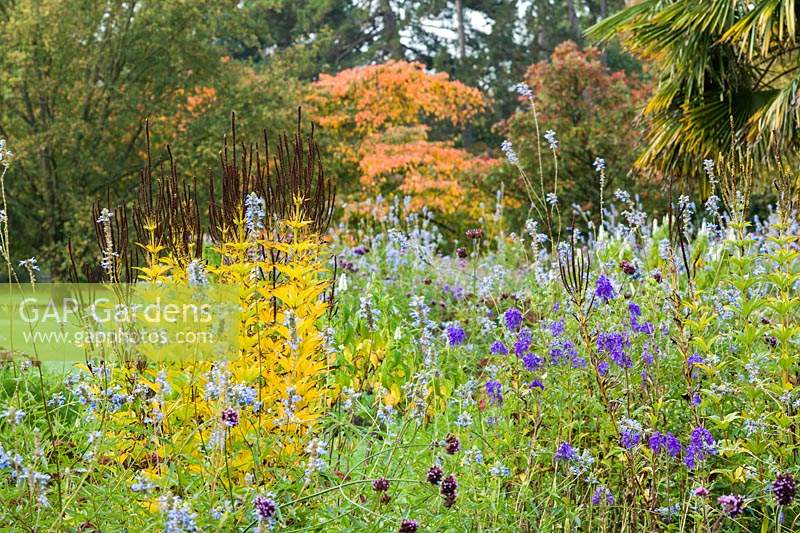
[379,0,402,59]
[456,0,466,59]
[455,0,472,147]
[566,0,581,39]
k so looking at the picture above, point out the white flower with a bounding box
[593,157,606,172]
[96,208,113,224]
[501,140,518,165]
[543,130,558,150]
[244,192,266,233]
[514,83,533,99]
[18,257,39,271]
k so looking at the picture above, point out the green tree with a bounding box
[221,1,635,150]
[498,41,652,221]
[0,0,298,277]
[588,0,800,184]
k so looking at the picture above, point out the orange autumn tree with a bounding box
[308,60,497,217]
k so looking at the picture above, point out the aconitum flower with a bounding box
[221,407,239,428]
[591,485,614,505]
[773,473,796,505]
[687,352,703,368]
[544,130,558,150]
[555,442,578,462]
[649,431,682,458]
[595,275,615,302]
[504,307,523,331]
[501,140,519,165]
[685,426,716,469]
[718,494,744,517]
[597,332,631,369]
[514,328,532,356]
[620,419,642,449]
[490,341,508,355]
[486,380,503,406]
[642,344,654,366]
[522,353,542,371]
[529,379,544,391]
[549,319,565,337]
[446,324,466,346]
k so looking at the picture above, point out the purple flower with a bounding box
[772,473,797,506]
[444,434,460,454]
[649,432,664,454]
[665,433,683,457]
[440,474,458,507]
[571,356,588,368]
[687,352,703,368]
[529,379,544,391]
[649,431,682,458]
[504,308,524,331]
[221,407,239,427]
[620,419,642,449]
[621,431,640,449]
[550,339,580,366]
[549,319,565,337]
[399,518,419,533]
[597,361,610,375]
[718,494,744,517]
[447,324,466,346]
[629,303,654,335]
[254,494,277,522]
[522,353,543,371]
[685,426,716,469]
[595,275,615,302]
[694,486,709,498]
[486,380,503,406]
[591,485,614,506]
[514,328,532,356]
[426,465,443,485]
[555,442,577,462]
[597,332,631,369]
[490,341,508,355]
[373,477,390,492]
[642,344,654,366]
